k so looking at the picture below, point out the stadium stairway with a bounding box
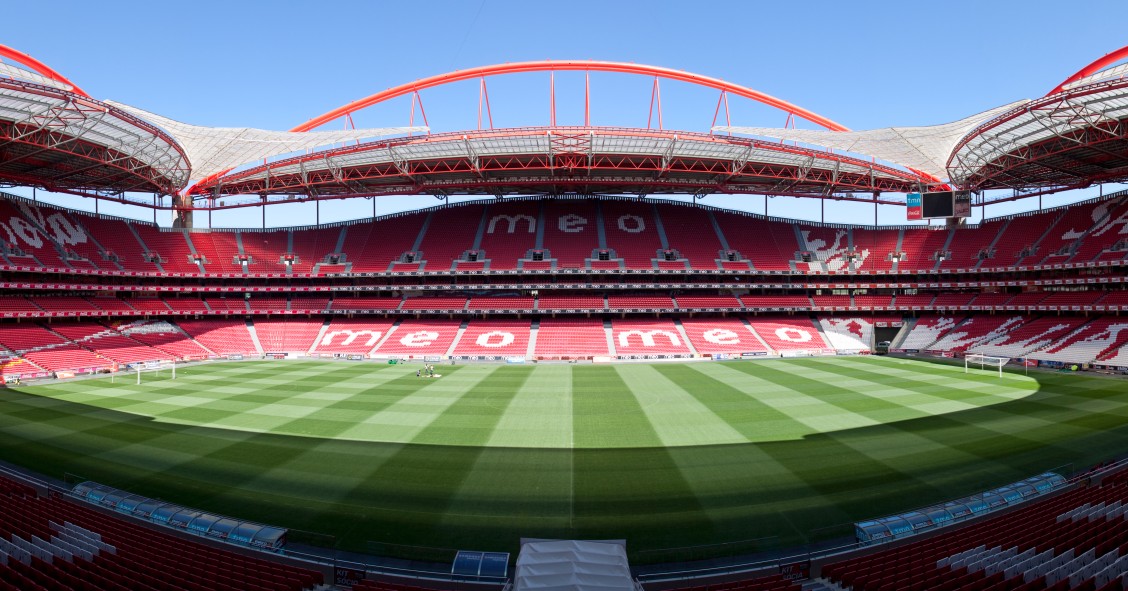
[444,321,470,357]
[673,319,699,355]
[311,319,332,354]
[739,317,776,353]
[977,217,1011,269]
[810,317,833,349]
[245,319,265,356]
[526,319,539,359]
[604,319,617,356]
[888,317,916,350]
[367,319,402,356]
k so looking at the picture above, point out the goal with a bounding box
[112,361,177,384]
[964,354,1010,377]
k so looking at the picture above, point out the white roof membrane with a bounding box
[713,101,1028,181]
[106,101,426,185]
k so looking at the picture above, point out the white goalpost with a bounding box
[112,361,177,384]
[964,354,1010,378]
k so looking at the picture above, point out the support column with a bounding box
[172,194,193,229]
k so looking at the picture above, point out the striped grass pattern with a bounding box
[2,356,1127,557]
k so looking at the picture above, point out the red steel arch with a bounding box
[290,60,849,133]
[0,44,88,97]
[1047,44,1128,96]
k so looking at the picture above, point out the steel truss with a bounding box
[191,128,919,208]
[950,78,1128,193]
[0,80,189,196]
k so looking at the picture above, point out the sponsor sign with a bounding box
[334,568,366,588]
[954,191,972,217]
[779,561,810,581]
[906,192,923,220]
[227,354,244,361]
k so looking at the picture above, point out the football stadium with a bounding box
[3,5,1128,590]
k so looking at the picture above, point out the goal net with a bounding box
[964,354,1010,377]
[112,361,177,384]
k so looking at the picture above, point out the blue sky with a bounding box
[3,0,1127,227]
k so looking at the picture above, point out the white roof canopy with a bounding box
[0,82,189,191]
[514,540,637,591]
[1064,63,1128,91]
[948,81,1128,184]
[226,128,908,184]
[712,101,1028,181]
[105,101,427,185]
[0,62,74,92]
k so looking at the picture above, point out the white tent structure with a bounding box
[513,540,639,591]
[712,101,1026,181]
[105,101,427,185]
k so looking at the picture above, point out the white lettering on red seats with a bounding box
[558,214,587,233]
[476,331,515,348]
[703,328,741,345]
[487,214,536,234]
[826,318,865,338]
[9,218,42,249]
[1091,208,1128,238]
[1063,201,1121,241]
[803,228,861,271]
[0,222,18,248]
[617,214,646,233]
[45,213,86,245]
[400,331,439,347]
[775,327,812,343]
[16,201,45,229]
[322,329,382,347]
[618,329,679,347]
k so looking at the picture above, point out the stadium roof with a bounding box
[0,77,189,195]
[190,127,924,205]
[716,49,1128,197]
[711,101,1027,181]
[3,44,1128,211]
[106,101,427,185]
[949,64,1128,193]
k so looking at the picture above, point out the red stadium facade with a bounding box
[2,43,1128,591]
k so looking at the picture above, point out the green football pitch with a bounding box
[2,356,1128,560]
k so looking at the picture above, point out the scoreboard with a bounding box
[907,191,972,220]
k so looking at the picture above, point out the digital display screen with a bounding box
[922,192,954,218]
